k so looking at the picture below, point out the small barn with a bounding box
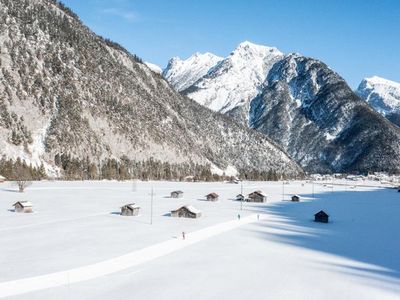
[236,194,245,201]
[13,201,33,213]
[171,205,201,218]
[0,175,5,183]
[314,210,329,223]
[247,191,267,203]
[171,190,184,198]
[206,193,219,201]
[291,195,300,202]
[120,203,140,216]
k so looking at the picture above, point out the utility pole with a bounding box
[150,187,154,225]
[240,182,243,210]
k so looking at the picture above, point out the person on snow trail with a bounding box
[237,214,241,220]
[182,231,186,240]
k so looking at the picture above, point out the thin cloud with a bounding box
[100,8,140,22]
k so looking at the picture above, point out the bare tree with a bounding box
[12,165,32,192]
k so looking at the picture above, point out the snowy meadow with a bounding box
[0,180,399,299]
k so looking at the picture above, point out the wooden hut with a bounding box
[247,191,267,203]
[13,201,33,213]
[120,203,140,216]
[171,205,201,218]
[206,193,219,201]
[314,210,329,223]
[170,190,184,198]
[236,194,245,201]
[291,195,300,202]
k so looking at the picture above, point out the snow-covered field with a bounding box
[0,180,399,299]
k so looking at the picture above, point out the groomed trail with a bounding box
[0,214,264,298]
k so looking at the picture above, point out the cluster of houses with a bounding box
[235,191,267,203]
[8,189,331,223]
[310,172,400,185]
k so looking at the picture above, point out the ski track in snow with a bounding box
[0,214,263,298]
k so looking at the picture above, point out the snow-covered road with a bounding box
[0,214,263,298]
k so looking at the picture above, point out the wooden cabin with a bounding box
[13,201,33,213]
[171,190,184,198]
[247,191,267,203]
[291,195,300,202]
[171,205,201,218]
[120,203,140,216]
[206,193,219,201]
[236,194,245,201]
[314,210,329,223]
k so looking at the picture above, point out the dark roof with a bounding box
[206,193,219,198]
[172,190,183,194]
[172,205,201,214]
[248,191,266,197]
[314,210,329,217]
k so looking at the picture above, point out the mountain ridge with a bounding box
[0,0,302,178]
[164,43,400,173]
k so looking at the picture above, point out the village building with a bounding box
[247,191,267,203]
[206,193,219,201]
[0,175,5,183]
[171,205,201,218]
[291,195,300,202]
[236,194,245,201]
[170,190,184,198]
[314,210,329,223]
[120,203,140,216]
[13,201,33,213]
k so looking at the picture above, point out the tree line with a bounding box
[0,155,290,182]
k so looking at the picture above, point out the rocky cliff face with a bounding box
[0,0,302,177]
[249,54,400,173]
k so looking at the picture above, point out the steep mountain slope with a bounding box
[0,0,302,177]
[250,54,400,173]
[163,52,223,92]
[356,76,400,127]
[181,41,284,116]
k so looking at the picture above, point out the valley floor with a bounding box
[0,180,399,299]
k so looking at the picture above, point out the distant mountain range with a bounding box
[0,0,302,178]
[163,42,400,173]
[356,76,400,127]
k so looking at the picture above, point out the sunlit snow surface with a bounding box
[357,76,400,115]
[0,180,399,299]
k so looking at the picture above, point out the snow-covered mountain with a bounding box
[163,52,223,92]
[250,54,400,173]
[0,0,302,178]
[356,76,400,127]
[165,44,400,173]
[166,41,284,115]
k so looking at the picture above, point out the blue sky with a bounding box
[62,0,399,88]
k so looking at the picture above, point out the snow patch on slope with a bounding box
[144,62,162,74]
[356,76,400,115]
[163,52,223,92]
